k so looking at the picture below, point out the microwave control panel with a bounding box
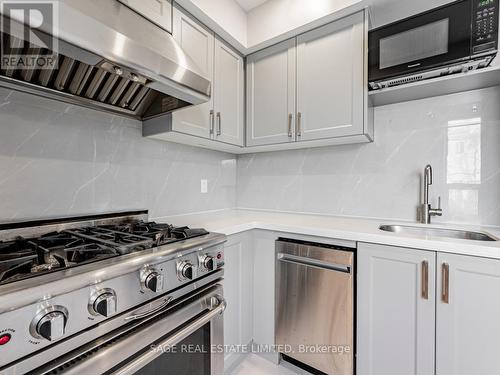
[473,0,499,53]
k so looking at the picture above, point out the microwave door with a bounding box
[369,0,472,82]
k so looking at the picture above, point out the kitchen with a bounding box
[0,0,499,374]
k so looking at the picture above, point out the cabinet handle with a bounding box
[296,112,302,137]
[288,114,293,137]
[216,112,221,136]
[209,110,214,135]
[441,263,449,304]
[421,260,429,300]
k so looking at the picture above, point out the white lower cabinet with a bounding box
[222,232,254,372]
[222,229,280,372]
[358,243,500,375]
[250,230,276,352]
[223,231,500,375]
[357,243,436,375]
[436,253,500,375]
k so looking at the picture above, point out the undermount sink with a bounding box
[379,224,498,242]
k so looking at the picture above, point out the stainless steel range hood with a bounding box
[0,0,211,120]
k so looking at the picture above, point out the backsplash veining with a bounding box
[0,86,499,226]
[237,86,500,226]
[0,88,237,221]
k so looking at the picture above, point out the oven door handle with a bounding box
[124,296,174,321]
[112,297,227,375]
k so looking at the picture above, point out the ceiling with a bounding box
[235,0,269,12]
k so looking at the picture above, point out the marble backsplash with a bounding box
[0,88,237,221]
[0,85,499,226]
[237,86,500,226]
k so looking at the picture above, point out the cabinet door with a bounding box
[296,11,365,141]
[252,230,278,362]
[223,232,254,371]
[357,243,435,375]
[118,0,172,32]
[171,6,215,139]
[246,39,296,146]
[213,38,244,146]
[436,253,500,375]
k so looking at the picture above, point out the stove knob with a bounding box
[90,289,117,317]
[178,261,196,280]
[31,306,68,342]
[142,270,164,293]
[201,255,216,271]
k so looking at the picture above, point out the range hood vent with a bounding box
[0,0,211,120]
[0,34,187,119]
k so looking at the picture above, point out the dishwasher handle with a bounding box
[277,253,351,274]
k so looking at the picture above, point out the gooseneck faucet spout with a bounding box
[423,164,433,205]
[420,164,443,224]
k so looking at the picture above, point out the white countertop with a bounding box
[156,209,500,259]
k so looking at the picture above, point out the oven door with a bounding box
[368,0,472,82]
[31,284,225,375]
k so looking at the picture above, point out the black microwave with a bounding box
[368,0,499,89]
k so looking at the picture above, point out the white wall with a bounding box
[0,88,237,221]
[246,0,456,47]
[237,86,500,226]
[247,0,362,47]
[181,0,474,52]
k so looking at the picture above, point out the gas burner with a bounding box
[91,222,208,247]
[0,214,211,286]
[0,239,38,284]
[129,222,172,242]
[128,222,209,244]
[170,226,210,240]
[0,232,118,285]
[0,238,36,261]
[66,227,154,254]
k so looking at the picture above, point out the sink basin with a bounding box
[379,225,498,242]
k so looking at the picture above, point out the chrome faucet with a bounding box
[420,164,442,224]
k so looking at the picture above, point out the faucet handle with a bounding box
[430,196,443,217]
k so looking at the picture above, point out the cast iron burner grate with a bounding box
[92,222,209,247]
[0,232,118,285]
[0,220,209,285]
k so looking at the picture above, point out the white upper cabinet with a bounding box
[213,38,245,146]
[244,10,372,151]
[436,253,500,375]
[118,0,172,32]
[145,7,372,153]
[159,6,244,148]
[296,12,365,141]
[246,39,296,147]
[171,5,215,139]
[357,243,436,375]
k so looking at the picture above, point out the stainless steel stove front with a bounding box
[4,282,225,375]
[0,233,226,373]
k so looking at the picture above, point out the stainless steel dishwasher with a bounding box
[275,238,355,375]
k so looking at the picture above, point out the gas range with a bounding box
[0,216,209,285]
[0,211,226,374]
